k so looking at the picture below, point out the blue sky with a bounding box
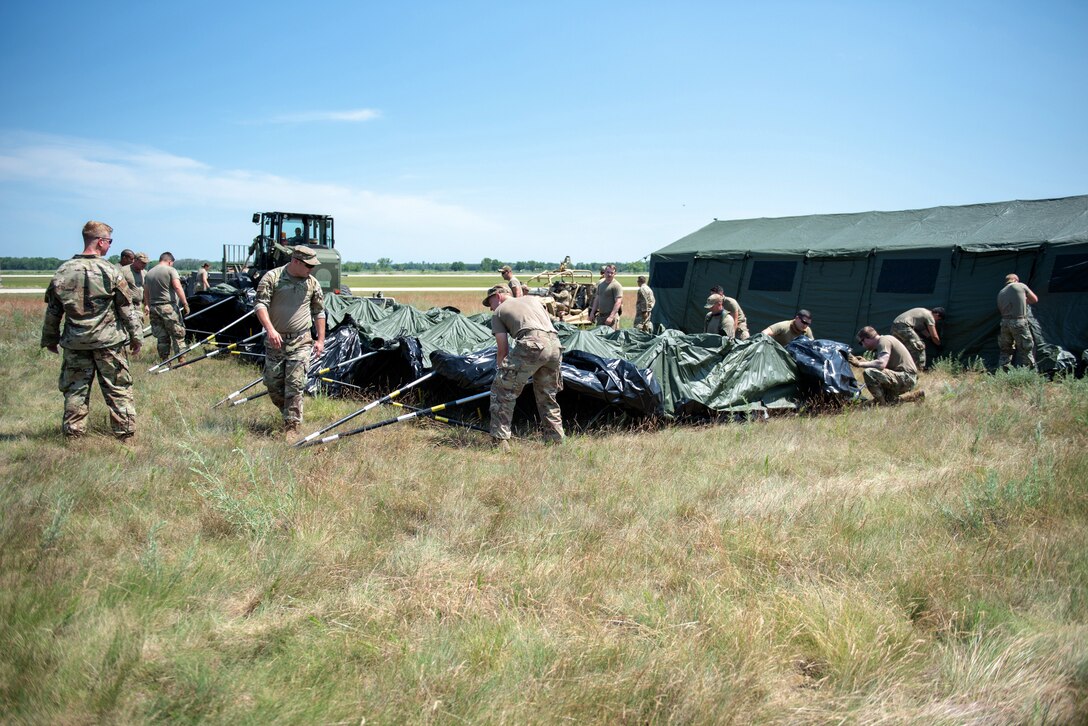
[1,1,1085,264]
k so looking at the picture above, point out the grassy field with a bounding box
[1,295,1086,724]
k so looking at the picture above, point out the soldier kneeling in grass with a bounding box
[849,326,923,404]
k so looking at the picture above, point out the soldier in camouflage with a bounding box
[254,246,326,435]
[890,306,944,369]
[41,221,142,441]
[143,252,190,363]
[634,276,655,332]
[497,265,524,298]
[483,284,564,448]
[703,294,734,336]
[849,326,919,404]
[120,251,149,338]
[997,273,1039,369]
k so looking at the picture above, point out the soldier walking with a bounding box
[144,252,190,363]
[254,247,326,435]
[634,276,655,332]
[483,284,564,449]
[497,265,524,297]
[40,221,142,442]
[120,252,149,334]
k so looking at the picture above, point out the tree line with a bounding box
[343,258,649,273]
[3,256,649,274]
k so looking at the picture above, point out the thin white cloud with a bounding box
[266,108,381,124]
[0,131,504,260]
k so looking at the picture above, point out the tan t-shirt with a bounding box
[764,320,812,346]
[255,265,325,335]
[595,279,623,318]
[893,307,934,332]
[144,263,181,306]
[721,296,747,333]
[492,295,556,338]
[997,282,1030,318]
[877,335,918,375]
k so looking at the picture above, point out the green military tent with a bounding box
[648,196,1088,365]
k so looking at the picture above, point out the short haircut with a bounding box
[202,262,210,268]
[637,275,647,285]
[1005,273,1019,284]
[119,248,135,260]
[932,306,946,319]
[857,325,878,341]
[709,285,724,295]
[82,220,113,243]
[797,309,812,319]
[159,252,175,262]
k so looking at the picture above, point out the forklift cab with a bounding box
[247,212,342,294]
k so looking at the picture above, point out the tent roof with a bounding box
[653,196,1088,259]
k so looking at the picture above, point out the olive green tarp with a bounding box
[649,196,1088,365]
[323,295,800,417]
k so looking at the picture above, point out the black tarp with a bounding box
[784,337,861,401]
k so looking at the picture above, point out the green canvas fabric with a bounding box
[650,196,1088,363]
[323,296,803,418]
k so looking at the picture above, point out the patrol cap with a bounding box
[497,265,513,273]
[482,284,508,306]
[705,294,724,308]
[134,252,149,263]
[292,246,321,266]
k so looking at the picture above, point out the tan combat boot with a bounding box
[897,389,926,404]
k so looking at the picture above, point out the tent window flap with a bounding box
[651,261,689,289]
[747,260,797,292]
[1048,253,1088,293]
[876,258,940,294]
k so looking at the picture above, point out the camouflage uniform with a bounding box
[634,283,655,332]
[891,307,935,368]
[997,282,1035,368]
[489,296,564,442]
[41,255,141,439]
[255,264,325,426]
[119,262,146,332]
[553,286,573,312]
[862,336,918,403]
[144,263,186,361]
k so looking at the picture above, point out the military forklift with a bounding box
[220,212,347,295]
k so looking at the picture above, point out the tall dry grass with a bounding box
[1,296,1086,724]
